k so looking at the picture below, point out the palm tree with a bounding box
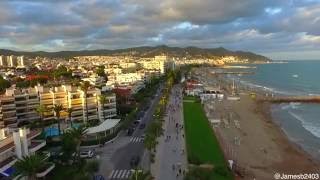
[80,81,90,123]
[14,154,45,180]
[66,107,73,127]
[53,104,64,135]
[67,125,88,161]
[36,104,48,130]
[99,95,107,121]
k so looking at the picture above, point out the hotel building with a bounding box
[0,128,54,178]
[0,85,117,128]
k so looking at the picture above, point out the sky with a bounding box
[0,0,320,60]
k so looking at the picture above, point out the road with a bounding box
[95,84,164,180]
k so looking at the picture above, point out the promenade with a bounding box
[152,84,188,180]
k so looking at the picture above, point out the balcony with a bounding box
[72,116,83,121]
[36,162,55,178]
[4,116,17,122]
[72,111,83,116]
[2,110,16,115]
[0,156,17,172]
[103,108,116,113]
[15,100,27,104]
[29,140,46,153]
[1,104,15,109]
[0,142,14,155]
[88,115,98,120]
[0,105,15,110]
[27,129,41,140]
[40,99,53,104]
[0,97,14,103]
[103,102,116,106]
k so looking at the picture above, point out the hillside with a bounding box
[0,45,270,62]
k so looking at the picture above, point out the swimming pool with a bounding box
[44,123,83,137]
[44,126,59,137]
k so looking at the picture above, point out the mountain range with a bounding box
[0,45,270,62]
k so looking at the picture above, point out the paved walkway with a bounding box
[152,84,188,180]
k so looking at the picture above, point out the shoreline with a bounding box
[258,101,320,165]
[194,67,320,179]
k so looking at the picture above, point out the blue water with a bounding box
[44,123,82,137]
[235,61,320,160]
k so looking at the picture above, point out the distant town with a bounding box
[0,52,256,179]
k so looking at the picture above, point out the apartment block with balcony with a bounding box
[0,88,40,128]
[0,128,53,178]
[96,91,117,121]
[0,85,117,128]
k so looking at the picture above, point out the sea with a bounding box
[232,60,320,161]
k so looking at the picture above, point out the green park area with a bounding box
[183,96,233,180]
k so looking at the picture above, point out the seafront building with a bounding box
[0,85,117,128]
[0,128,54,178]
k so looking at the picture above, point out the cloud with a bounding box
[0,0,319,59]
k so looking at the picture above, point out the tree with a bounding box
[53,104,64,135]
[14,154,45,180]
[67,125,88,162]
[84,160,99,179]
[98,95,107,121]
[0,75,10,92]
[61,131,77,164]
[96,65,106,78]
[66,107,73,127]
[36,104,48,131]
[80,81,90,123]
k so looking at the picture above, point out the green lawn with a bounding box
[183,96,233,180]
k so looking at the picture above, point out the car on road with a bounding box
[79,150,95,158]
[133,120,141,126]
[139,123,146,129]
[130,155,140,168]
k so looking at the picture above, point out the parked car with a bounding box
[130,155,140,168]
[80,150,95,158]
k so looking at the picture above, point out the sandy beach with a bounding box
[194,67,320,179]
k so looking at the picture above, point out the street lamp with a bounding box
[131,169,143,180]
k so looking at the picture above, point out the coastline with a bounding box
[258,100,320,166]
[194,67,320,179]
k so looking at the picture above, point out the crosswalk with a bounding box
[129,137,144,143]
[108,169,132,179]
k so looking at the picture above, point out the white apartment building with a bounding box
[0,85,117,128]
[0,88,40,128]
[0,128,54,178]
[36,85,117,123]
[113,73,144,85]
[139,59,165,75]
[0,55,26,68]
